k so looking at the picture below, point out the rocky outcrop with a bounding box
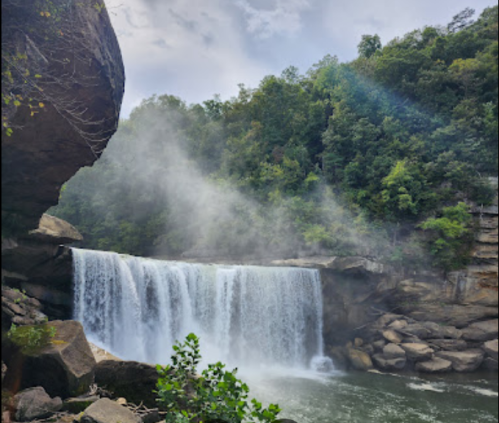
[80,398,140,423]
[13,387,62,422]
[436,350,485,373]
[335,311,498,374]
[26,214,83,245]
[272,256,385,275]
[1,286,47,330]
[2,0,124,233]
[2,217,78,320]
[4,321,96,398]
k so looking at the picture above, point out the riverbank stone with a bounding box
[427,339,468,352]
[373,354,406,371]
[401,343,435,362]
[415,358,453,373]
[346,348,374,371]
[436,350,485,372]
[383,344,406,360]
[80,398,140,423]
[482,339,498,360]
[462,320,498,342]
[382,330,403,344]
[14,387,62,422]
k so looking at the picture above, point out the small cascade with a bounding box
[72,248,331,370]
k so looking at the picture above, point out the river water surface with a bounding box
[247,370,498,423]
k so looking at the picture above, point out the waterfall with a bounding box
[72,248,329,370]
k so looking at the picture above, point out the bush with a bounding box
[420,202,474,271]
[156,333,281,423]
[7,323,56,355]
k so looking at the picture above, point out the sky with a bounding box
[105,0,497,117]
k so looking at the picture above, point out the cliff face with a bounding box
[1,0,125,233]
[1,0,124,319]
[319,179,498,348]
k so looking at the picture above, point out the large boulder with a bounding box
[26,214,83,244]
[382,330,403,344]
[372,354,406,371]
[400,343,435,362]
[462,320,498,342]
[2,0,124,233]
[482,339,499,360]
[383,344,406,360]
[81,398,140,423]
[436,350,485,372]
[5,320,96,398]
[14,387,62,422]
[345,348,373,371]
[94,360,159,408]
[415,358,453,374]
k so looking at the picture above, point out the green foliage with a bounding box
[358,34,382,58]
[156,334,281,423]
[7,323,57,355]
[51,6,498,271]
[420,203,474,271]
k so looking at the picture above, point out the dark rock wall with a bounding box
[2,0,125,233]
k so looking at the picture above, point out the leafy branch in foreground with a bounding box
[156,333,281,423]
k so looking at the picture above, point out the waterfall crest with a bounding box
[72,248,327,369]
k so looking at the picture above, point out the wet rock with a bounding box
[9,320,96,398]
[80,398,140,423]
[94,360,159,408]
[427,339,468,352]
[372,354,406,371]
[329,347,349,370]
[415,358,453,373]
[482,339,499,360]
[383,344,406,360]
[382,330,403,344]
[462,320,498,342]
[436,350,485,372]
[14,387,62,422]
[400,343,434,362]
[346,348,374,371]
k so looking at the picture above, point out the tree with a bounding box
[448,8,475,33]
[358,34,382,58]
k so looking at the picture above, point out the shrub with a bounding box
[7,323,56,355]
[156,333,281,423]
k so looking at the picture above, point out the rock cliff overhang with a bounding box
[1,0,125,233]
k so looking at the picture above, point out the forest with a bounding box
[51,6,498,272]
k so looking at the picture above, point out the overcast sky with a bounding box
[105,0,497,117]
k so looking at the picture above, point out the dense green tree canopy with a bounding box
[52,6,498,270]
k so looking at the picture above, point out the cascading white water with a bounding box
[72,248,331,370]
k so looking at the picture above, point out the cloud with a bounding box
[236,0,311,39]
[105,0,496,117]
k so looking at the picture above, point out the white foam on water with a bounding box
[407,382,446,393]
